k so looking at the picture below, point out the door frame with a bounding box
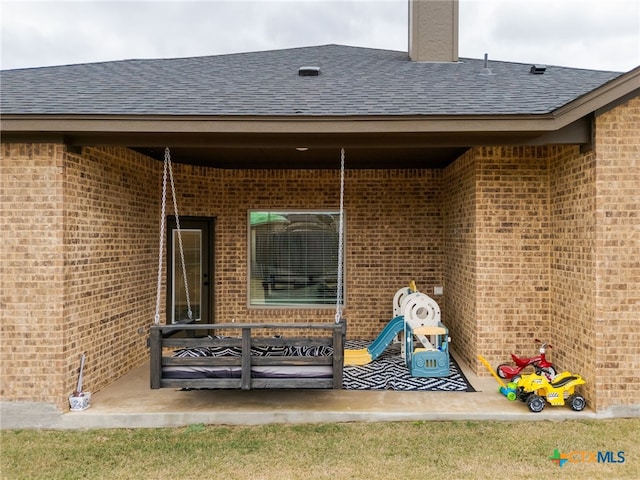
[166,216,216,324]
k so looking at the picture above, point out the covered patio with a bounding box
[2,350,612,430]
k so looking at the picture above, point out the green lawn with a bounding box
[2,419,638,479]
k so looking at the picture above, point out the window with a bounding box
[248,210,344,307]
[171,229,202,323]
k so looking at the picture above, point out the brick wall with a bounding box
[477,146,551,365]
[593,96,640,410]
[1,145,160,409]
[548,96,640,411]
[444,145,553,373]
[170,166,445,340]
[1,144,66,404]
[549,145,598,405]
[443,149,477,367]
[442,96,639,412]
[62,147,160,406]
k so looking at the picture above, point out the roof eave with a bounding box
[0,113,567,138]
[551,65,640,125]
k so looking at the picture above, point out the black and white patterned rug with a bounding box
[343,340,475,392]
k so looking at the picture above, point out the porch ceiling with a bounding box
[125,119,591,168]
[131,145,469,169]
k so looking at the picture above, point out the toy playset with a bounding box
[344,281,451,377]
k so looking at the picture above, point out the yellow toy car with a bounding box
[515,371,586,413]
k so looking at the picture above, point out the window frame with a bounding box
[170,228,202,324]
[247,209,346,309]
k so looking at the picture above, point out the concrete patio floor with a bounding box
[4,351,623,430]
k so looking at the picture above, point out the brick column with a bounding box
[1,144,67,408]
[593,96,640,412]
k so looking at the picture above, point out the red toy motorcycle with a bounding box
[496,339,556,380]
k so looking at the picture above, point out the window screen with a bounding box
[248,210,344,307]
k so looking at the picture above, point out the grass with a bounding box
[2,419,638,479]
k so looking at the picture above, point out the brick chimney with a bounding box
[408,0,459,62]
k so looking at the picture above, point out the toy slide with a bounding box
[344,315,404,366]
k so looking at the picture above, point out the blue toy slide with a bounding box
[344,315,404,365]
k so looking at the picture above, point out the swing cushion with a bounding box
[173,340,333,358]
[168,338,334,380]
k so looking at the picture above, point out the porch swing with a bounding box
[149,148,347,390]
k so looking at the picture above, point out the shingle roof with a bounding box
[0,44,623,117]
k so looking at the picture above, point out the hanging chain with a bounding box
[167,150,193,321]
[154,152,169,325]
[335,148,345,323]
[154,148,192,325]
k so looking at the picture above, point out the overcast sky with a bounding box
[1,0,638,72]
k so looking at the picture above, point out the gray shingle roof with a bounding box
[0,44,623,117]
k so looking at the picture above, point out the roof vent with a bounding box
[479,53,494,76]
[530,64,547,74]
[298,66,320,76]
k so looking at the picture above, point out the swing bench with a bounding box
[149,148,347,390]
[149,322,345,390]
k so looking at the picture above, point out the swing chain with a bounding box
[154,148,192,325]
[335,148,345,324]
[167,153,193,321]
[154,151,169,325]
